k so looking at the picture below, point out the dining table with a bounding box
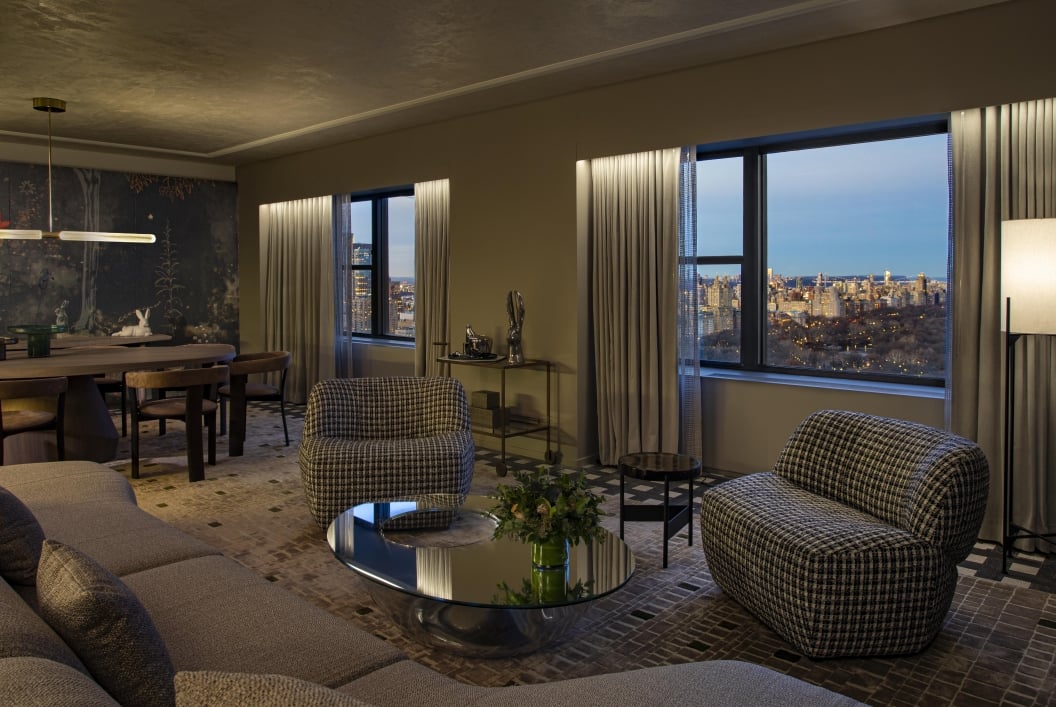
[0,343,235,464]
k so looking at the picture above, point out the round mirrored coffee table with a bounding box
[327,494,635,657]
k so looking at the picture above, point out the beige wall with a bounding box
[236,0,1056,469]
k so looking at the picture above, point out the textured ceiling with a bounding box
[0,0,1006,166]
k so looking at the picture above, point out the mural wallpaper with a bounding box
[0,161,238,344]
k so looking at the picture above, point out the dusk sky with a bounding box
[376,132,949,283]
[349,195,415,279]
[698,133,950,280]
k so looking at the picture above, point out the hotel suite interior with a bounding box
[1,1,1054,705]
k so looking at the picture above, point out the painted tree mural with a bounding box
[0,161,238,345]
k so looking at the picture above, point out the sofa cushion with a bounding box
[30,500,222,577]
[36,540,175,707]
[0,461,136,506]
[0,576,87,672]
[341,659,865,706]
[0,656,121,706]
[175,671,376,707]
[0,485,45,585]
[122,554,405,687]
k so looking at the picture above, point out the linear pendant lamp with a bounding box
[0,97,155,243]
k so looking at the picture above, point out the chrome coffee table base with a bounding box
[328,496,634,659]
[364,584,589,658]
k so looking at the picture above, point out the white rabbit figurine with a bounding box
[113,308,152,337]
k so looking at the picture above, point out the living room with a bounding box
[1,1,1054,705]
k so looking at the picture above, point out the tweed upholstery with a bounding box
[36,540,175,707]
[0,485,45,585]
[700,410,989,658]
[299,377,475,530]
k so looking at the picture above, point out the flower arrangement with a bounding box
[491,465,606,546]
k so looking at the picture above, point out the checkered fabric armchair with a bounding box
[699,409,989,659]
[298,376,475,530]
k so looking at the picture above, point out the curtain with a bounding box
[590,148,684,465]
[332,193,354,378]
[950,99,1056,550]
[260,196,336,404]
[677,148,702,461]
[413,179,451,378]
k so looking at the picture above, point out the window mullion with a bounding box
[741,148,763,369]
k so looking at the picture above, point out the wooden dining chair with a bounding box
[218,351,291,455]
[124,365,229,482]
[0,377,68,465]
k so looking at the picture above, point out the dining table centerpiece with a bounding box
[491,464,606,569]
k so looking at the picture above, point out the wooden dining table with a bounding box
[0,343,235,464]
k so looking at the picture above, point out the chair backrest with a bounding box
[303,376,470,440]
[229,351,290,377]
[125,365,229,391]
[772,409,989,562]
[0,377,68,401]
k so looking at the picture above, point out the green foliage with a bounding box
[491,465,606,545]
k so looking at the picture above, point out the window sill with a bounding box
[699,368,944,400]
[347,336,415,350]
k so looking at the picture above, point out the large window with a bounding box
[335,188,415,339]
[696,119,950,384]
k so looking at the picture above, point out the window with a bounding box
[334,187,415,339]
[696,119,950,385]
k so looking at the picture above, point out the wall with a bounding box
[0,161,238,343]
[236,0,1055,469]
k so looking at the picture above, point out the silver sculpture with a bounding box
[463,324,492,358]
[506,290,525,364]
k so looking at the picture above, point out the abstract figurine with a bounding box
[506,290,525,364]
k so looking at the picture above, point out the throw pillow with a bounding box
[0,485,45,585]
[175,671,375,707]
[36,539,175,707]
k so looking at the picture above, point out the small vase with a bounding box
[531,538,568,569]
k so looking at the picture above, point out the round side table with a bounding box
[618,452,701,568]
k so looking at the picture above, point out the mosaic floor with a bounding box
[107,403,1056,706]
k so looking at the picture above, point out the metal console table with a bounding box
[438,355,556,476]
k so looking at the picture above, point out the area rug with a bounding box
[107,404,1056,706]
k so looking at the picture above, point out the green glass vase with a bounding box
[531,538,568,569]
[531,565,568,603]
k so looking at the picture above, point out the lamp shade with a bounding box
[1001,218,1056,333]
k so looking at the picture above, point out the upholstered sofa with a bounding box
[0,460,862,706]
[299,377,475,530]
[700,409,989,659]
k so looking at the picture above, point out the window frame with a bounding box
[695,116,950,387]
[336,185,414,342]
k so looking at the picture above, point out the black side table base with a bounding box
[618,452,701,569]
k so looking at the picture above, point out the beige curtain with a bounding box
[413,179,450,378]
[590,148,683,465]
[260,196,336,404]
[950,99,1056,550]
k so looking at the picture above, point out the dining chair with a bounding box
[124,365,229,482]
[218,351,291,455]
[0,377,68,465]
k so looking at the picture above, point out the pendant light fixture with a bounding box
[0,97,155,243]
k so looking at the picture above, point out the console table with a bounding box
[437,355,556,476]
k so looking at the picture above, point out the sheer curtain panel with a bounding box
[590,148,685,465]
[950,99,1056,550]
[414,179,451,378]
[260,196,336,404]
[677,148,702,461]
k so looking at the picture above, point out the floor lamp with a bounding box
[1000,218,1056,573]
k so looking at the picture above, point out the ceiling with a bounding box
[0,0,1006,167]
